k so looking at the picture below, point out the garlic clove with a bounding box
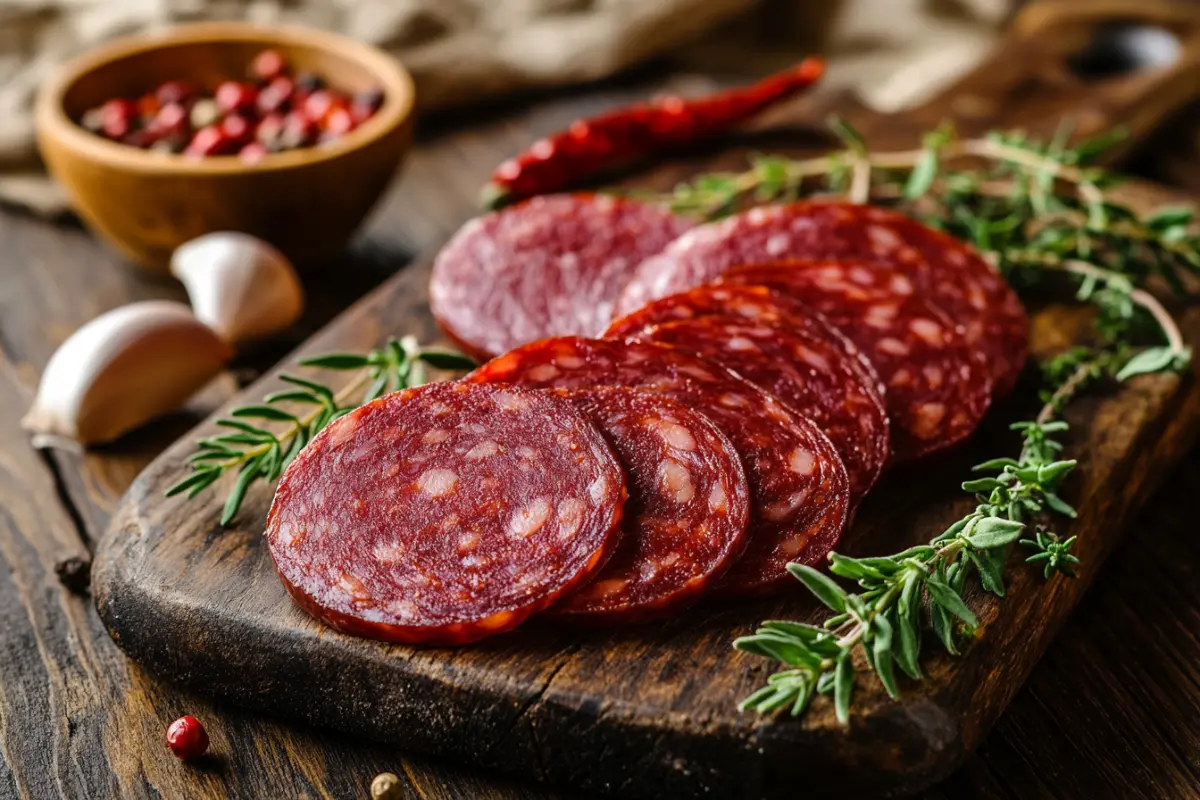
[22,300,231,446]
[170,232,305,345]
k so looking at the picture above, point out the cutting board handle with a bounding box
[814,0,1200,158]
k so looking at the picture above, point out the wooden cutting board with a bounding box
[93,2,1200,797]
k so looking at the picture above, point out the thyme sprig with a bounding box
[735,411,1079,721]
[166,336,474,524]
[725,120,1196,723]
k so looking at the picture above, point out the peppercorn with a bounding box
[280,112,317,149]
[295,71,325,95]
[185,126,238,158]
[54,555,91,595]
[74,49,376,158]
[149,103,190,141]
[249,49,287,83]
[99,99,138,140]
[165,716,209,760]
[188,98,221,131]
[155,80,197,106]
[239,142,268,164]
[215,81,258,115]
[220,114,253,146]
[350,88,384,125]
[302,90,342,124]
[323,106,355,138]
[370,772,403,800]
[255,113,286,151]
[256,76,295,115]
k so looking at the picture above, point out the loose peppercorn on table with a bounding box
[8,8,1200,800]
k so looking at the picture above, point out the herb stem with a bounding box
[211,371,373,471]
[745,138,1105,199]
[1059,259,1187,355]
[1035,360,1097,426]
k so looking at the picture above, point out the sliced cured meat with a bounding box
[429,193,692,360]
[467,337,850,595]
[606,283,865,374]
[629,316,888,504]
[548,389,750,622]
[615,201,1028,396]
[265,381,626,645]
[720,260,992,460]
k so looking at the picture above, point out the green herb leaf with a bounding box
[834,651,854,725]
[787,563,847,612]
[827,115,866,154]
[165,468,221,498]
[1115,346,1179,381]
[905,149,938,199]
[419,350,478,370]
[231,405,300,424]
[964,517,1025,549]
[872,613,899,699]
[925,574,978,629]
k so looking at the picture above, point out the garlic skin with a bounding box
[22,301,231,445]
[170,232,305,345]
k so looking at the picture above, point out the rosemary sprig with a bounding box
[166,335,474,524]
[724,120,1196,723]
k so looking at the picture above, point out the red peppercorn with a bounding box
[166,716,209,760]
[155,80,197,106]
[220,114,253,146]
[99,99,138,139]
[255,112,286,150]
[121,129,156,149]
[256,75,295,114]
[239,142,268,164]
[323,106,355,138]
[215,81,258,115]
[350,88,384,125]
[137,93,162,121]
[250,49,287,83]
[302,89,346,124]
[280,111,317,149]
[149,102,190,140]
[185,126,238,158]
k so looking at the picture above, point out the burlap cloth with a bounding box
[0,0,1013,216]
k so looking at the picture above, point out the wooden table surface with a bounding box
[2,69,1199,800]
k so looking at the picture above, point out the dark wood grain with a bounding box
[88,2,1200,798]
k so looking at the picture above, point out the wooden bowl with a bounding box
[35,22,416,271]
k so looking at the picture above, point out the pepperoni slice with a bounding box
[467,337,850,595]
[265,382,626,645]
[629,315,888,504]
[615,201,1028,396]
[719,260,992,460]
[548,389,750,622]
[430,193,692,360]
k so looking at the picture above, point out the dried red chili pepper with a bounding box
[482,57,825,208]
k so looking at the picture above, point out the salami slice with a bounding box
[265,382,626,645]
[629,315,888,504]
[615,201,1028,395]
[548,388,750,622]
[719,260,992,460]
[430,193,692,360]
[467,337,850,594]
